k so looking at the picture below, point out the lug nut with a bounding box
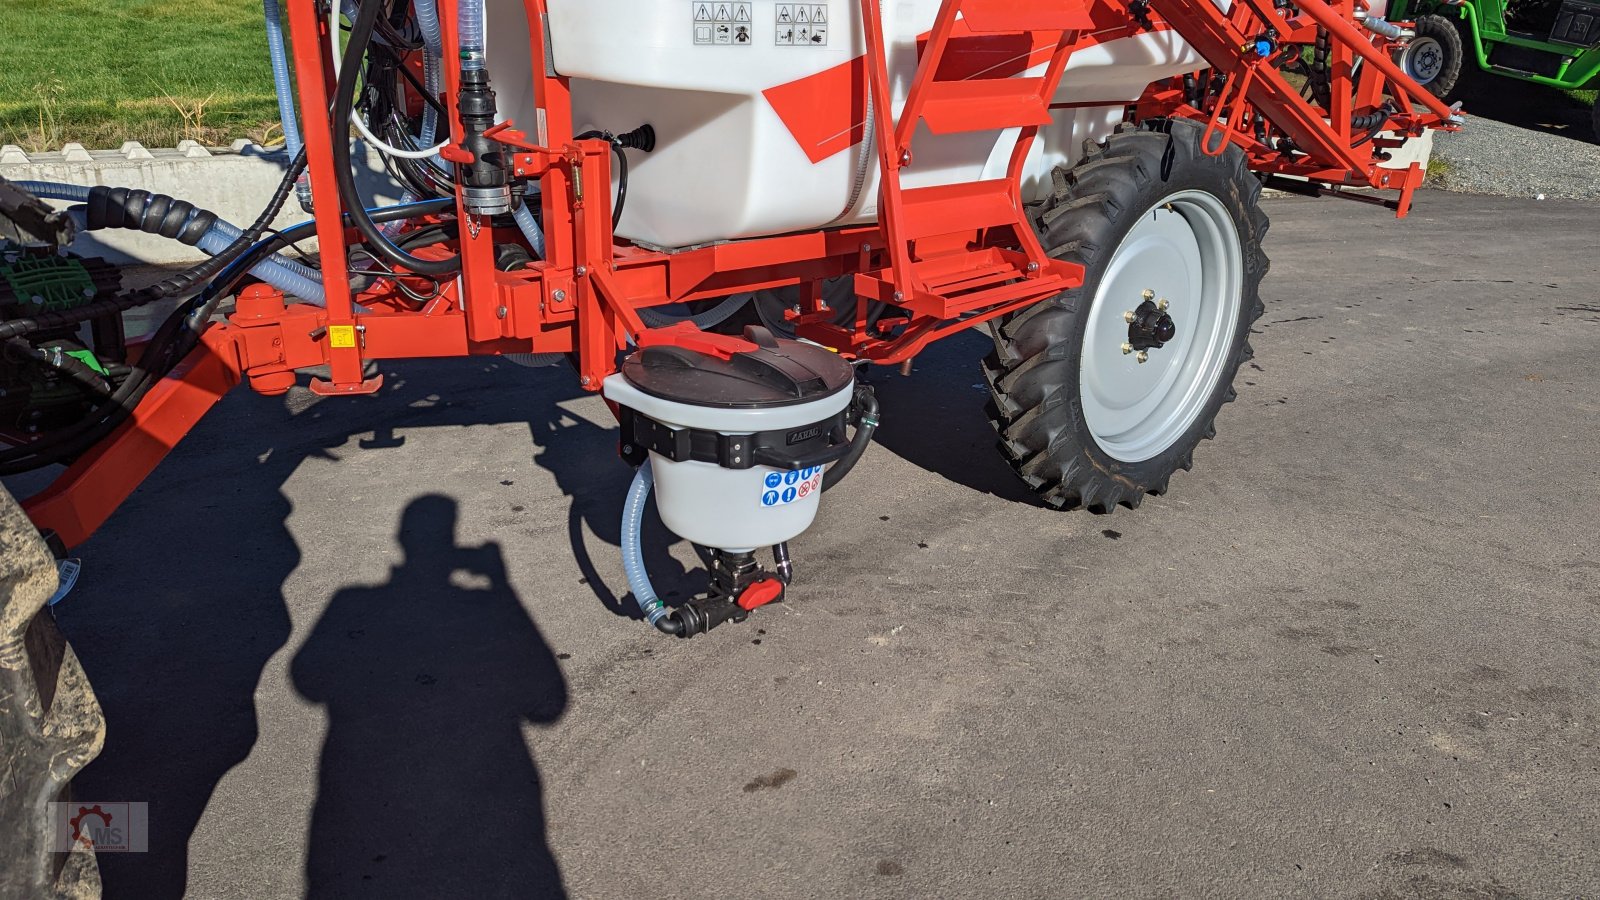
[1123,310,1136,323]
[1121,342,1133,355]
[1142,289,1155,301]
[1136,350,1149,364]
[1157,298,1170,311]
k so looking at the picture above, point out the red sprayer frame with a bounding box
[22,0,1458,547]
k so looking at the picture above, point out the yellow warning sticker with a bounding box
[328,325,357,349]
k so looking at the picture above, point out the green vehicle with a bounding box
[1388,0,1600,134]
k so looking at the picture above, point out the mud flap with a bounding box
[0,483,105,899]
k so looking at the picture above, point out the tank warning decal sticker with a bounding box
[694,2,753,45]
[760,467,824,508]
[776,4,829,45]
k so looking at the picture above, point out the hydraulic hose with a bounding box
[637,293,750,329]
[821,385,879,492]
[621,460,685,635]
[16,181,325,304]
[262,0,312,209]
[0,150,307,345]
[333,0,461,276]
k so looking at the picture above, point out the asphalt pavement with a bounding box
[43,191,1600,899]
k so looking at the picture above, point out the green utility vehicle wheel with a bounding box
[983,118,1269,513]
[1400,14,1466,99]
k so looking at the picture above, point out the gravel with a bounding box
[1428,77,1600,200]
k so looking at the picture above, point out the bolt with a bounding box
[30,295,44,305]
[1157,298,1170,311]
[575,266,588,276]
[1136,350,1149,364]
[733,456,742,464]
[1121,342,1133,355]
[1141,289,1155,301]
[899,150,911,165]
[581,375,592,386]
[622,443,634,454]
[893,292,904,303]
[860,243,871,253]
[496,306,508,319]
[553,289,567,302]
[791,304,802,314]
[82,287,95,298]
[1123,310,1136,324]
[1026,261,1039,273]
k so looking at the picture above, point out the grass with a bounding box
[0,0,280,151]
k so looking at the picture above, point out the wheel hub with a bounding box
[1403,36,1444,83]
[1126,298,1177,352]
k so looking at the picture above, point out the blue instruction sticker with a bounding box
[758,467,823,508]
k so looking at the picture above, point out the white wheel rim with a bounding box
[1078,190,1244,463]
[1402,36,1445,84]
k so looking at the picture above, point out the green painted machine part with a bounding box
[1390,0,1600,134]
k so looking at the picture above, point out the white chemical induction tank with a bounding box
[486,1,1215,249]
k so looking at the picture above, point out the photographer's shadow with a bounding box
[291,494,568,899]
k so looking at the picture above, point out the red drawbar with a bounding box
[737,577,785,611]
[636,322,758,360]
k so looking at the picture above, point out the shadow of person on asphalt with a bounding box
[291,494,569,899]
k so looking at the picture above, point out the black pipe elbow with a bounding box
[822,384,879,493]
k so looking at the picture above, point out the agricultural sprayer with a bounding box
[1,0,1462,638]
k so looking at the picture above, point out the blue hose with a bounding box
[262,0,313,210]
[621,460,672,628]
[511,200,546,258]
[457,0,486,71]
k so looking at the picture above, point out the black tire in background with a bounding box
[1401,14,1467,100]
[983,118,1269,513]
[0,484,105,898]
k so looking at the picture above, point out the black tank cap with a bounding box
[622,325,855,409]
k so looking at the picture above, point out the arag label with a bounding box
[759,466,824,508]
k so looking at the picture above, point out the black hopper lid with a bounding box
[622,323,855,409]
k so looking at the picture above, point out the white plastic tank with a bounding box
[602,328,857,552]
[486,1,1212,248]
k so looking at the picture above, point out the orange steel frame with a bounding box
[23,0,1456,548]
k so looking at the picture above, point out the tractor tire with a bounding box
[0,483,105,899]
[982,117,1268,513]
[1399,15,1465,100]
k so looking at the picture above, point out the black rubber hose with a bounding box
[821,385,878,493]
[654,616,685,636]
[0,149,308,342]
[2,339,111,395]
[331,0,461,276]
[574,130,628,229]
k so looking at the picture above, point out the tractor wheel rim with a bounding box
[1078,189,1244,464]
[1403,36,1444,83]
